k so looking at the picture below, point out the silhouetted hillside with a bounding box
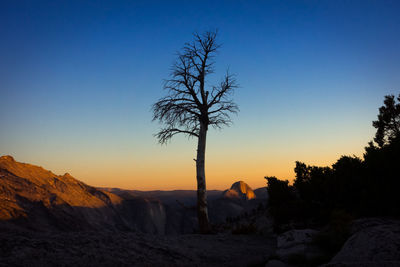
[101,187,222,205]
[104,182,269,233]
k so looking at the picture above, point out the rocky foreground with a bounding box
[0,229,275,267]
[2,217,400,267]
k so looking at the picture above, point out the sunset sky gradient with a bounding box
[1,0,400,190]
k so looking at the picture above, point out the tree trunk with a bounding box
[196,122,210,233]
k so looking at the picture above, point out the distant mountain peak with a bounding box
[222,180,256,200]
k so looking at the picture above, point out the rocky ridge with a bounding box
[0,155,128,231]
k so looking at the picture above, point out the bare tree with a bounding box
[152,31,238,233]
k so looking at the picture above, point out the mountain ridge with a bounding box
[0,155,127,231]
[0,155,268,234]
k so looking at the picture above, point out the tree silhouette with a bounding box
[372,94,400,147]
[152,31,238,233]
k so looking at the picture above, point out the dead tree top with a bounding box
[152,31,239,144]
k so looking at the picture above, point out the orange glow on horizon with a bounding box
[53,145,365,191]
[6,124,370,191]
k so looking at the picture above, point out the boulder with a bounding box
[276,229,318,261]
[324,218,400,266]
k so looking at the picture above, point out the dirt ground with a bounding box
[0,230,276,267]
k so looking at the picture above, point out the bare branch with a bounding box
[152,30,238,144]
[155,127,199,144]
[208,72,238,108]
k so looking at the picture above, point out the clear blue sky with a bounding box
[1,0,399,189]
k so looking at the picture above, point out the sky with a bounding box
[1,0,399,190]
